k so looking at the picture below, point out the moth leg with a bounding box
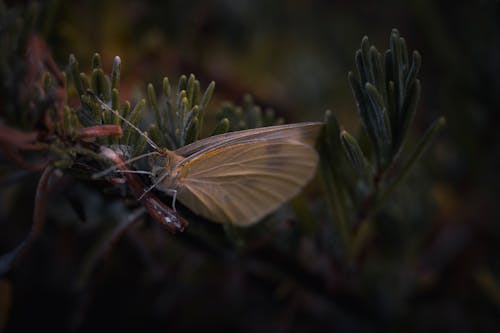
[138,182,157,201]
[167,189,177,211]
[138,171,169,201]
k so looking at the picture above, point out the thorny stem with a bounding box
[77,125,122,139]
[0,165,55,275]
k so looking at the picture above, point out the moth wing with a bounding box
[174,122,323,159]
[176,141,319,225]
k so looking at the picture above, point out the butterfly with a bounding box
[147,122,323,226]
[91,92,323,226]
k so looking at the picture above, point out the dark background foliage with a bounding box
[1,0,499,332]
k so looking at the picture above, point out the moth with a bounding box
[92,93,322,226]
[148,122,322,225]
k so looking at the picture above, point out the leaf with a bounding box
[122,99,145,145]
[211,117,230,136]
[68,54,85,97]
[198,81,215,137]
[340,130,372,183]
[365,82,392,167]
[111,56,121,91]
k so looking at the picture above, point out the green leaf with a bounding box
[148,83,161,130]
[365,82,392,167]
[133,132,147,157]
[111,56,121,91]
[245,103,262,129]
[185,117,199,145]
[340,130,372,182]
[323,109,342,159]
[68,54,84,97]
[121,100,131,120]
[91,68,110,104]
[390,29,404,108]
[163,77,171,97]
[397,79,421,154]
[200,81,215,112]
[148,124,164,148]
[211,117,230,136]
[348,71,371,138]
[91,52,102,69]
[122,99,145,145]
[186,74,196,108]
[79,72,90,92]
[183,105,199,143]
[356,37,371,84]
[162,77,176,139]
[177,74,187,94]
[369,46,387,104]
[318,110,352,256]
[405,51,421,93]
[176,90,187,130]
[198,81,215,137]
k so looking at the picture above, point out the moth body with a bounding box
[146,122,323,226]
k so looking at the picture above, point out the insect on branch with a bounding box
[98,146,188,233]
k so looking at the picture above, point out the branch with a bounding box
[0,165,54,276]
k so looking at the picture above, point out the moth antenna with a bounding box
[114,170,155,176]
[93,151,160,179]
[138,170,170,201]
[87,90,161,151]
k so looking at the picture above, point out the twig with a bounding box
[77,125,122,139]
[0,165,54,276]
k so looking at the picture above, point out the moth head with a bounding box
[148,154,168,178]
[148,150,181,187]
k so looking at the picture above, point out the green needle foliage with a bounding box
[0,1,443,260]
[0,2,456,331]
[216,94,284,131]
[146,74,215,148]
[320,29,445,260]
[348,29,423,171]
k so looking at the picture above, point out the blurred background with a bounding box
[1,0,499,332]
